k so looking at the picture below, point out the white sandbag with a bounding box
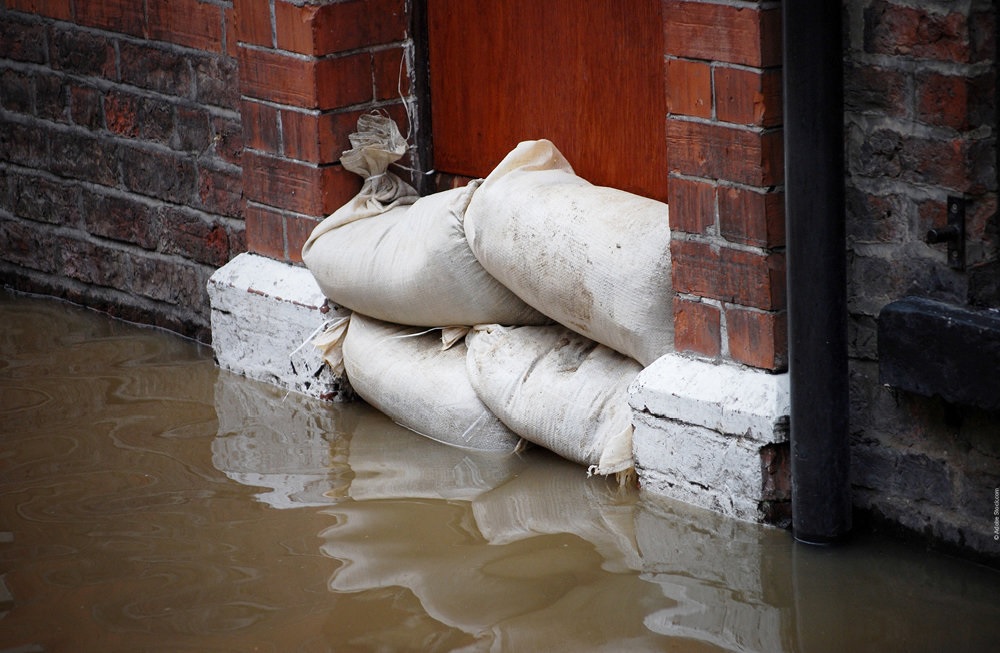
[464,139,673,365]
[302,181,549,328]
[342,313,522,452]
[466,324,642,475]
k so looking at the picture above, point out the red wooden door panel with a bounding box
[427,0,667,201]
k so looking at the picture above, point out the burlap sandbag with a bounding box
[464,139,673,365]
[303,181,548,328]
[466,324,642,475]
[342,313,522,452]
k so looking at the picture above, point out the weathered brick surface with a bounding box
[1,0,245,341]
[725,306,787,371]
[664,0,785,370]
[844,0,999,563]
[673,296,721,357]
[663,0,781,67]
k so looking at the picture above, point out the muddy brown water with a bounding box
[2,290,999,653]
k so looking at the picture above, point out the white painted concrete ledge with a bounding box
[207,253,352,401]
[628,353,790,522]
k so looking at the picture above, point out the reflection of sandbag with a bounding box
[464,139,673,365]
[466,324,642,475]
[472,453,642,574]
[343,313,522,452]
[302,181,548,328]
[344,401,527,502]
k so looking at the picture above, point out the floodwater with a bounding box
[1,291,999,653]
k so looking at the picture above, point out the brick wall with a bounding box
[663,0,787,371]
[0,0,245,341]
[844,0,999,559]
[234,0,413,263]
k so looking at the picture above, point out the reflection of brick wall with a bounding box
[234,0,412,263]
[0,0,244,341]
[662,0,787,371]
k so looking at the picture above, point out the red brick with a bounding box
[726,307,787,371]
[243,151,360,216]
[104,90,140,137]
[374,47,409,102]
[864,0,975,63]
[51,29,117,79]
[240,99,280,154]
[238,48,372,109]
[233,0,273,47]
[280,109,344,164]
[70,85,104,129]
[158,205,233,267]
[671,239,719,298]
[245,203,287,259]
[668,119,783,186]
[0,16,47,63]
[274,0,408,55]
[844,62,908,118]
[119,42,194,96]
[719,247,785,310]
[1,69,33,114]
[198,165,244,219]
[224,6,240,58]
[663,1,781,67]
[76,0,146,37]
[715,66,782,127]
[148,0,224,52]
[7,0,72,20]
[286,214,321,263]
[668,177,716,234]
[211,115,244,167]
[719,186,785,248]
[666,59,712,119]
[674,296,721,357]
[915,72,993,132]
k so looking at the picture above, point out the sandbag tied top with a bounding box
[342,313,522,453]
[466,324,643,475]
[464,139,674,366]
[302,113,419,251]
[302,181,550,328]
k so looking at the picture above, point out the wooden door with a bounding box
[427,0,668,201]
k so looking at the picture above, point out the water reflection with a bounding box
[3,291,1000,652]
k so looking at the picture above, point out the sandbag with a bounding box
[342,313,522,452]
[302,181,549,328]
[464,139,673,365]
[466,324,642,475]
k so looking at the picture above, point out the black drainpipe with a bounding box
[783,1,852,543]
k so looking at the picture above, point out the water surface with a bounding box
[2,291,999,652]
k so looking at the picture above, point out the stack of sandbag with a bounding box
[302,117,673,473]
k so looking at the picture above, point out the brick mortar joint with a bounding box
[665,54,782,75]
[846,112,995,141]
[667,113,782,135]
[672,231,785,256]
[0,159,244,228]
[238,39,412,61]
[846,52,994,78]
[38,16,234,60]
[0,59,241,119]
